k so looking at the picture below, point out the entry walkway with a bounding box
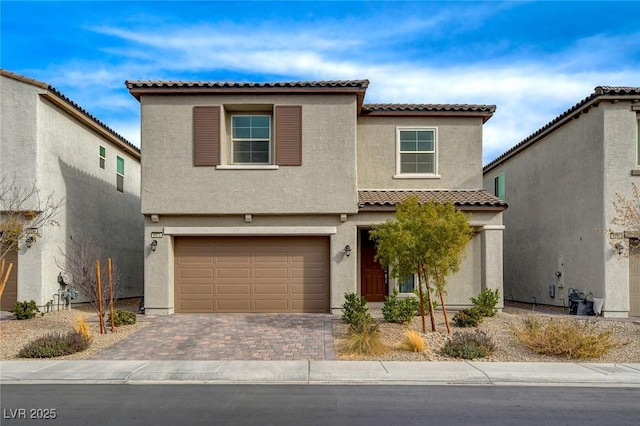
[90,314,336,361]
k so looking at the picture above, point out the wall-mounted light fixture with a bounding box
[614,242,624,255]
[344,244,352,257]
[25,235,35,249]
[150,240,158,252]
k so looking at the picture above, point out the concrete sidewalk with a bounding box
[2,360,639,387]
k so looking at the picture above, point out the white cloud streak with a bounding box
[36,10,639,163]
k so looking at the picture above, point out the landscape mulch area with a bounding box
[332,304,640,363]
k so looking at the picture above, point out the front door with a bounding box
[360,230,387,302]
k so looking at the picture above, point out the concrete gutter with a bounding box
[2,361,639,387]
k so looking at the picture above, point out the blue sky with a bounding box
[2,1,639,163]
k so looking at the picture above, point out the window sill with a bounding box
[216,165,279,170]
[393,174,441,179]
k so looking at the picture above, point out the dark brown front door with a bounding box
[360,230,387,302]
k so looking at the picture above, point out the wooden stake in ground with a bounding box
[0,259,13,300]
[95,260,105,334]
[108,258,115,333]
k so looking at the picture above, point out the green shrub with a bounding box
[18,331,91,358]
[452,308,483,327]
[414,286,438,313]
[9,300,40,320]
[471,289,500,317]
[113,309,137,326]
[511,317,620,359]
[382,290,419,324]
[442,330,495,359]
[341,293,369,326]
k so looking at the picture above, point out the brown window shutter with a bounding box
[275,105,302,166]
[193,106,221,166]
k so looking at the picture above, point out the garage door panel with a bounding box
[216,299,252,312]
[217,283,250,295]
[180,299,214,312]
[216,268,251,279]
[175,236,329,313]
[254,283,288,295]
[1,250,18,310]
[179,284,213,295]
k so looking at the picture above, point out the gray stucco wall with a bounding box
[1,75,143,308]
[139,94,359,215]
[357,116,484,189]
[484,101,638,317]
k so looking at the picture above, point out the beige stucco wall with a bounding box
[484,101,638,317]
[139,94,359,215]
[0,75,144,308]
[357,116,484,189]
[143,210,503,315]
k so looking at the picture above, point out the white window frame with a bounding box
[494,172,505,200]
[116,155,124,193]
[397,274,417,294]
[230,114,272,165]
[395,127,439,178]
[99,145,106,169]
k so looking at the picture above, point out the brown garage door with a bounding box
[630,241,640,317]
[1,250,18,310]
[175,236,330,313]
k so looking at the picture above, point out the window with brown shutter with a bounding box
[275,105,302,166]
[193,106,221,166]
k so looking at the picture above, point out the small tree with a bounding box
[370,197,473,333]
[56,236,123,333]
[608,183,640,258]
[0,174,63,260]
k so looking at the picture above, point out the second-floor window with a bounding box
[494,172,505,200]
[99,146,106,169]
[231,115,271,164]
[116,156,124,192]
[397,128,437,175]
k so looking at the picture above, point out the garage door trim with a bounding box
[164,226,337,236]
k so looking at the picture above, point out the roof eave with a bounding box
[359,109,494,123]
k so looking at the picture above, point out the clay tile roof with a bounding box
[358,190,507,210]
[1,69,139,157]
[361,103,496,122]
[125,79,370,90]
[484,85,640,173]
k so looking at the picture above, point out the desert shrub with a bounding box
[341,293,369,326]
[383,290,419,324]
[511,317,620,359]
[452,308,483,327]
[399,329,426,352]
[442,330,495,359]
[113,309,137,327]
[471,289,500,317]
[9,300,40,320]
[341,323,388,356]
[73,315,93,343]
[18,331,90,358]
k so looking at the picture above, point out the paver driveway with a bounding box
[91,314,337,361]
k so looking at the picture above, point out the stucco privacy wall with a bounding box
[357,116,485,190]
[1,72,143,307]
[139,94,358,215]
[143,210,503,315]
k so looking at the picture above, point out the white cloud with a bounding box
[35,10,639,161]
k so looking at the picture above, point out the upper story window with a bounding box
[99,146,106,169]
[494,172,505,200]
[397,128,437,176]
[116,156,124,192]
[231,115,271,164]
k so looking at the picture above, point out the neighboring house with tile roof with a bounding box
[0,69,143,310]
[126,79,506,314]
[483,86,640,318]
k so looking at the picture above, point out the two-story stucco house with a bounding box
[483,86,640,318]
[126,79,506,315]
[0,69,144,310]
